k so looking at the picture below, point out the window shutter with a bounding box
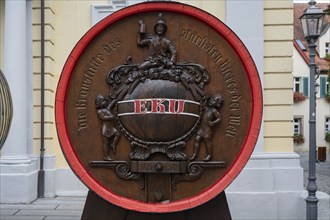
[303,77,309,97]
[320,77,326,98]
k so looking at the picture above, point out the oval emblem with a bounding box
[117,79,201,142]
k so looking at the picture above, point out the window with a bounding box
[326,117,330,133]
[294,117,303,135]
[296,39,306,51]
[293,77,309,96]
[293,117,304,144]
[326,42,330,55]
[294,77,300,92]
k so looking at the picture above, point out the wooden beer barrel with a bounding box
[55,2,262,213]
[0,70,12,149]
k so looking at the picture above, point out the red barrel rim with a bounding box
[55,2,263,213]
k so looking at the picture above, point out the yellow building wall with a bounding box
[32,0,56,157]
[182,0,225,21]
[32,0,109,167]
[264,0,294,152]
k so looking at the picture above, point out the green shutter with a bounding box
[320,77,326,98]
[303,77,309,97]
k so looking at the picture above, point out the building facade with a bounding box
[1,0,328,219]
[293,3,330,153]
[293,40,330,152]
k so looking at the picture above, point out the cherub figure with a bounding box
[95,94,120,161]
[190,94,223,161]
[137,13,177,72]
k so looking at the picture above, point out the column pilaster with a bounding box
[0,0,38,203]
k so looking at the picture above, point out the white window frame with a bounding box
[293,77,301,93]
[326,117,330,133]
[294,117,303,135]
[325,42,330,55]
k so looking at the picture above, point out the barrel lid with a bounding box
[55,2,262,213]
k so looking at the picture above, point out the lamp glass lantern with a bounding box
[315,82,320,94]
[299,1,325,40]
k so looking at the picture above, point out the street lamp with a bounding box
[299,1,325,219]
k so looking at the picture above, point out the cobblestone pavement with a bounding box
[297,151,330,195]
[0,197,85,220]
[0,153,329,219]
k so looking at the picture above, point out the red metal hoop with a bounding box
[56,2,262,213]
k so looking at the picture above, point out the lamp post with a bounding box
[299,1,325,219]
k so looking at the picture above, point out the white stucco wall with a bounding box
[318,28,330,58]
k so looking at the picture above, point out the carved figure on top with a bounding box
[107,14,210,102]
[137,13,177,72]
[190,94,223,161]
[95,94,120,161]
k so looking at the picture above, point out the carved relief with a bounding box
[90,13,226,194]
[59,2,262,209]
[137,13,177,72]
[191,94,223,161]
[95,94,120,160]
